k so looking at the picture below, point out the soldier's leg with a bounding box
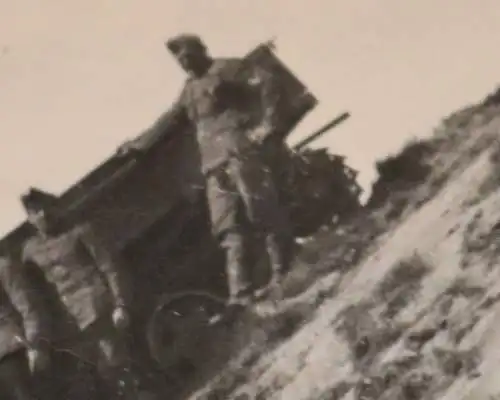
[93,320,138,400]
[220,229,254,304]
[0,351,37,400]
[229,154,294,294]
[206,171,253,305]
[64,332,103,400]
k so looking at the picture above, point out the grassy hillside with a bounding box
[172,88,500,400]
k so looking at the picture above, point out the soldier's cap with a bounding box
[20,187,58,212]
[165,34,206,55]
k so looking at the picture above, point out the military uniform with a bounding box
[22,222,136,400]
[131,37,292,303]
[0,255,49,400]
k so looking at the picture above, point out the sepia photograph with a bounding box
[1,1,500,399]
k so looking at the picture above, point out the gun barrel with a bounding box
[292,111,351,151]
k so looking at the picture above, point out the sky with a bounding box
[0,0,499,236]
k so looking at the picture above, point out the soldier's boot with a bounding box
[209,232,253,326]
[0,352,39,400]
[5,373,37,399]
[254,233,294,302]
[6,387,36,400]
[104,366,139,400]
[224,231,254,305]
[67,361,101,400]
[4,376,37,400]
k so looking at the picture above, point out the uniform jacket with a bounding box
[0,256,49,360]
[22,222,128,331]
[131,57,281,175]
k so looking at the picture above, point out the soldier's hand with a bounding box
[27,347,51,374]
[112,306,130,330]
[250,121,273,145]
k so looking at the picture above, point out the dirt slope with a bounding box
[184,99,500,400]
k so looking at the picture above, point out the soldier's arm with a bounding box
[124,90,189,153]
[79,224,129,309]
[0,257,50,350]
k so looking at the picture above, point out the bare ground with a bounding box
[180,106,500,400]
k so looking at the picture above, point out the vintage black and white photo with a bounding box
[1,1,500,399]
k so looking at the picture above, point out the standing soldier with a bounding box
[19,188,138,400]
[0,253,50,400]
[118,34,293,318]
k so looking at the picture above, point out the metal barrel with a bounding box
[292,111,351,151]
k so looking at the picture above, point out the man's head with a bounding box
[21,188,59,234]
[165,34,211,76]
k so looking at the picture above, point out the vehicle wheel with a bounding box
[146,291,227,375]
